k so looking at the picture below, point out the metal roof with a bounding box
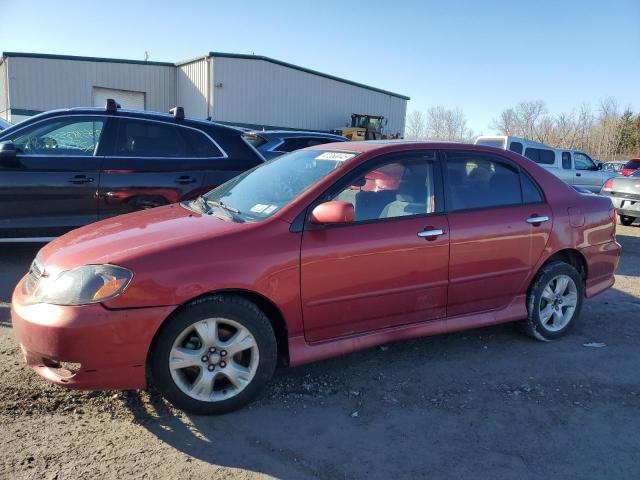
[2,51,410,101]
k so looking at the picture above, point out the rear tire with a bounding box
[520,261,584,341]
[619,215,636,226]
[149,295,277,415]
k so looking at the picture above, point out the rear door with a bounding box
[98,118,213,218]
[443,150,552,317]
[300,150,449,342]
[0,115,106,239]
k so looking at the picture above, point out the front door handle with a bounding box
[68,175,94,184]
[417,228,445,240]
[175,175,197,185]
[576,173,582,177]
[526,215,549,225]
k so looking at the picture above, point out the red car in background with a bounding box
[620,158,640,176]
[11,142,620,414]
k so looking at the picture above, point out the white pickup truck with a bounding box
[475,135,618,192]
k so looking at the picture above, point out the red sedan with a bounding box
[11,142,620,414]
[620,158,640,177]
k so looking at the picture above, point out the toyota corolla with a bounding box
[11,142,620,414]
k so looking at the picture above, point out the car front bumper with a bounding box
[11,276,175,390]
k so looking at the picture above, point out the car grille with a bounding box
[24,258,44,294]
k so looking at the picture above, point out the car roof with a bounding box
[306,140,470,154]
[22,107,243,135]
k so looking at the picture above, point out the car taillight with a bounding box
[602,178,615,191]
[620,169,634,176]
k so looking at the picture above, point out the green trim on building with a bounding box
[2,52,175,67]
[10,108,44,116]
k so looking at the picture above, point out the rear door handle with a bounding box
[175,175,197,185]
[417,228,445,240]
[526,215,549,224]
[68,175,94,184]
[576,173,582,177]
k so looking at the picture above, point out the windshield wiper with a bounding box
[206,200,244,222]
[207,200,241,215]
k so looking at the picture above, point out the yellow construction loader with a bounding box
[331,114,400,141]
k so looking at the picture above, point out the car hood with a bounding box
[39,203,253,271]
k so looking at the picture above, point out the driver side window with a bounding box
[574,152,596,171]
[10,117,106,156]
[331,152,437,222]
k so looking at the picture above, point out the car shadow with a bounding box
[0,243,41,326]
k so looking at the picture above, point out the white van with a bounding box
[475,135,616,192]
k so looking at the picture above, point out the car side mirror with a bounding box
[0,141,18,166]
[310,201,355,225]
[597,163,603,170]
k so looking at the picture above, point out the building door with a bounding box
[92,87,146,110]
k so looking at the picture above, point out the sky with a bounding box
[0,0,638,134]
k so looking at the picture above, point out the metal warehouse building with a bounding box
[0,52,409,135]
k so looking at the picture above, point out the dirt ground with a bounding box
[1,225,639,480]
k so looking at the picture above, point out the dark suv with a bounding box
[242,130,348,160]
[0,103,265,241]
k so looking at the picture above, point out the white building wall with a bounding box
[177,57,210,119]
[0,60,7,120]
[6,57,175,116]
[211,57,407,135]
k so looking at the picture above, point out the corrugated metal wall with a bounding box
[0,60,7,120]
[7,57,175,114]
[211,57,407,135]
[177,58,210,119]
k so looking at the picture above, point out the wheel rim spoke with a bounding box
[190,370,215,399]
[221,326,256,356]
[222,361,252,389]
[194,319,219,347]
[562,292,578,307]
[540,305,554,324]
[552,308,564,326]
[541,286,555,302]
[554,276,569,296]
[170,347,203,370]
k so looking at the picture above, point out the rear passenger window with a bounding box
[521,173,544,203]
[444,152,522,211]
[509,142,523,154]
[181,128,224,158]
[525,148,555,165]
[115,119,188,157]
[562,152,572,169]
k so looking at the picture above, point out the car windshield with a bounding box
[189,149,358,222]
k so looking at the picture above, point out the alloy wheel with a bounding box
[169,318,259,402]
[538,275,578,332]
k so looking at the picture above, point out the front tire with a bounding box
[619,215,636,226]
[149,295,277,414]
[520,261,584,341]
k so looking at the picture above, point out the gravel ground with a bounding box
[1,225,639,479]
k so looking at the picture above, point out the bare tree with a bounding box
[405,110,427,140]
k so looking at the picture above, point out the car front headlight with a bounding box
[33,265,133,306]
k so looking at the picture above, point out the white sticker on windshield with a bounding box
[250,204,269,213]
[263,205,278,214]
[315,152,356,162]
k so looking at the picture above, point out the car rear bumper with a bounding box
[609,195,640,217]
[11,276,175,390]
[579,241,621,298]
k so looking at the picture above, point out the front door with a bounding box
[573,152,603,192]
[300,151,449,342]
[442,150,552,317]
[0,115,106,239]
